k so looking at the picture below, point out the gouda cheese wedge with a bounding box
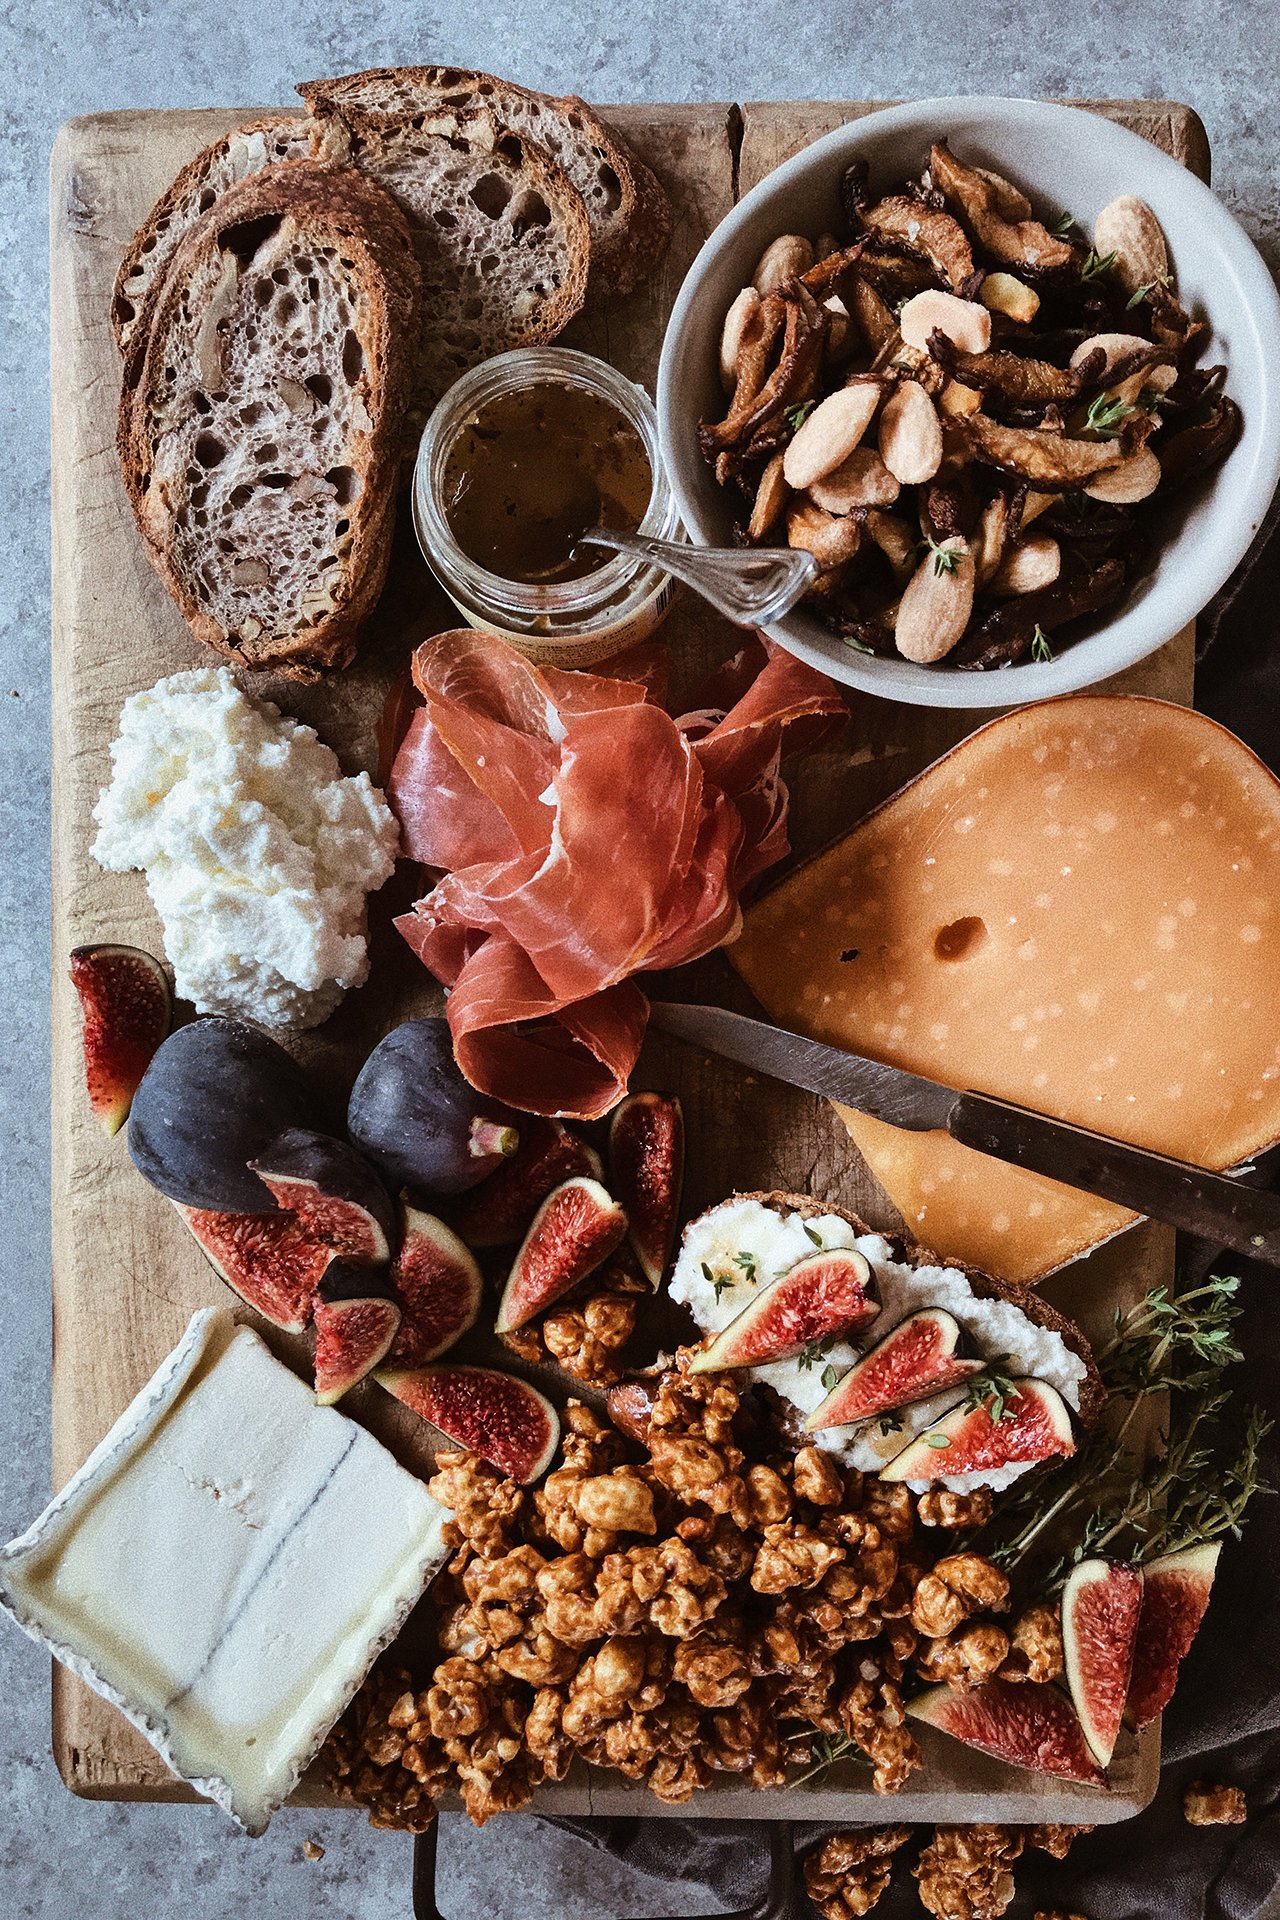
[733,697,1280,1281]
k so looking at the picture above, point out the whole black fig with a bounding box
[347,1018,521,1196]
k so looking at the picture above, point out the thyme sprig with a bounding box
[963,1355,1021,1425]
[797,1334,838,1372]
[1080,246,1118,282]
[784,1730,871,1789]
[922,535,961,576]
[1029,625,1054,663]
[1082,392,1137,437]
[785,401,814,432]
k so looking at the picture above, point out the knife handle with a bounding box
[948,1090,1280,1267]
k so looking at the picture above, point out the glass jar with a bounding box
[413,346,681,667]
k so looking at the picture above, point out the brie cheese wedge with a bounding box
[0,1310,448,1832]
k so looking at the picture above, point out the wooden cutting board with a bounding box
[47,96,1206,1822]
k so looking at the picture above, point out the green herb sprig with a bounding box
[1082,392,1137,437]
[1029,625,1054,663]
[1080,247,1118,282]
[785,401,814,433]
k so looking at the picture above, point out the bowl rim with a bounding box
[656,95,1280,709]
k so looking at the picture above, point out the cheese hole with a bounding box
[933,916,989,963]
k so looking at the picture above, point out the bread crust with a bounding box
[117,162,419,677]
[298,65,669,298]
[720,1189,1106,1428]
[112,115,319,356]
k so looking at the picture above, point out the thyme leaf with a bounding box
[734,1249,760,1284]
[1083,392,1137,437]
[821,1363,842,1392]
[797,1335,837,1372]
[785,1731,872,1789]
[785,401,814,433]
[1080,247,1118,282]
[804,1223,825,1248]
[1029,625,1054,663]
[1050,211,1079,237]
[921,535,961,576]
[963,1356,1021,1425]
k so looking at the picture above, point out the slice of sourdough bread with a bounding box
[117,162,419,677]
[299,65,670,298]
[112,116,317,355]
[300,93,591,422]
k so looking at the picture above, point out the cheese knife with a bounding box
[647,1001,1280,1267]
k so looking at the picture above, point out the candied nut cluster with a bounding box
[504,1253,646,1388]
[324,1352,1018,1831]
[803,1827,912,1918]
[1000,1602,1064,1686]
[1183,1780,1248,1826]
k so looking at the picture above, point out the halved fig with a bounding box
[806,1308,982,1430]
[348,1018,521,1197]
[909,1677,1103,1784]
[130,1017,321,1213]
[1126,1542,1221,1729]
[880,1377,1074,1482]
[691,1249,879,1373]
[251,1128,395,1265]
[1062,1558,1144,1766]
[495,1177,629,1333]
[609,1092,684,1288]
[377,1362,560,1483]
[175,1201,330,1333]
[69,944,172,1138]
[312,1263,401,1405]
[387,1205,482,1366]
[448,1119,602,1248]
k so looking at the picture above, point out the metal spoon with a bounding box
[576,526,818,627]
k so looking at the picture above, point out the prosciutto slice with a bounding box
[390,630,845,1118]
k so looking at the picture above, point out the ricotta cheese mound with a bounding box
[669,1197,1087,1493]
[92,667,399,1028]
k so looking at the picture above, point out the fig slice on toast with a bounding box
[807,1307,983,1429]
[691,1249,878,1373]
[1062,1557,1143,1766]
[879,1376,1074,1482]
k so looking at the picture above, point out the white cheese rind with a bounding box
[0,1311,448,1833]
[669,1198,1086,1492]
[91,667,399,1029]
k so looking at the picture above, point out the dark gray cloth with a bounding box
[550,502,1280,1919]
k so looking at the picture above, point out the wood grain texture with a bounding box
[48,98,1204,1820]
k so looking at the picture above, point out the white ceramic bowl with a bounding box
[657,97,1280,708]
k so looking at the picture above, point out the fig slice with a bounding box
[387,1205,483,1366]
[1062,1558,1144,1766]
[377,1363,560,1483]
[69,943,172,1137]
[691,1249,879,1373]
[909,1677,1104,1784]
[175,1201,331,1333]
[312,1262,401,1406]
[449,1119,603,1248]
[250,1128,396,1265]
[495,1177,629,1333]
[1126,1542,1221,1730]
[880,1377,1074,1482]
[806,1308,983,1430]
[609,1092,684,1288]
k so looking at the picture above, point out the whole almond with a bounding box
[786,499,863,569]
[895,537,976,663]
[1084,446,1162,504]
[720,287,760,391]
[878,381,944,485]
[1093,195,1170,296]
[748,451,790,539]
[783,382,880,489]
[991,535,1062,596]
[753,233,815,295]
[809,447,900,513]
[899,289,992,355]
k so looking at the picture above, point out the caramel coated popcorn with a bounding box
[1184,1780,1247,1825]
[803,1827,912,1917]
[914,1824,1024,1920]
[322,1349,1028,1833]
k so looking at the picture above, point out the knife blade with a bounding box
[647,1001,1280,1267]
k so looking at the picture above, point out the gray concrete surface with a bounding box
[3,4,1279,1914]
